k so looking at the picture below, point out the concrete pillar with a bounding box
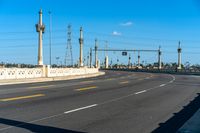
[177,41,182,70]
[97,60,100,69]
[105,56,109,69]
[45,65,50,77]
[79,27,84,67]
[36,9,45,66]
[95,39,98,68]
[90,48,92,68]
[158,47,162,70]
[41,65,47,77]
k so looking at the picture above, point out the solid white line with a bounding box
[135,90,147,95]
[160,84,166,87]
[64,104,98,114]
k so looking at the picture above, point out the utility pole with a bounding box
[79,27,84,67]
[177,41,182,70]
[48,11,52,66]
[95,39,98,68]
[36,9,45,66]
[65,25,73,67]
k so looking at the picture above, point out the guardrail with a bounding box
[102,68,200,75]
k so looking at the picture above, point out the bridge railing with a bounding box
[102,68,200,75]
[0,66,99,80]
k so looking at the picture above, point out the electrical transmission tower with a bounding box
[64,24,73,67]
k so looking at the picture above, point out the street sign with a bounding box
[122,52,127,56]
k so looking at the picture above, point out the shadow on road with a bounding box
[0,118,86,133]
[152,93,200,133]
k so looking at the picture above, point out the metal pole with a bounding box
[105,56,108,69]
[90,48,92,68]
[48,11,52,66]
[158,46,162,70]
[138,51,140,67]
[95,39,98,68]
[128,54,131,68]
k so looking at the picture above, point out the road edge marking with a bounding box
[64,104,98,114]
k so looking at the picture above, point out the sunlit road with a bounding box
[0,70,199,133]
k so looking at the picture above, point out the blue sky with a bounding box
[0,0,200,65]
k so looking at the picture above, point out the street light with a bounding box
[48,11,52,66]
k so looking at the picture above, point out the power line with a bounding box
[1,29,200,43]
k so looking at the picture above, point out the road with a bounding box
[0,70,200,133]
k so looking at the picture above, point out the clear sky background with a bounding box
[0,0,200,66]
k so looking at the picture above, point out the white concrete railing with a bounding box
[0,67,99,80]
[47,67,98,77]
[0,68,43,80]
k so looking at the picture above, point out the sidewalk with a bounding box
[0,72,105,86]
[177,109,200,133]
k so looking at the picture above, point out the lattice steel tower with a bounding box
[64,25,73,66]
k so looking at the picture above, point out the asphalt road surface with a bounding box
[0,70,200,133]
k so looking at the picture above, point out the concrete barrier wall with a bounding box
[47,67,98,77]
[0,68,43,80]
[0,67,99,80]
[103,68,200,76]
